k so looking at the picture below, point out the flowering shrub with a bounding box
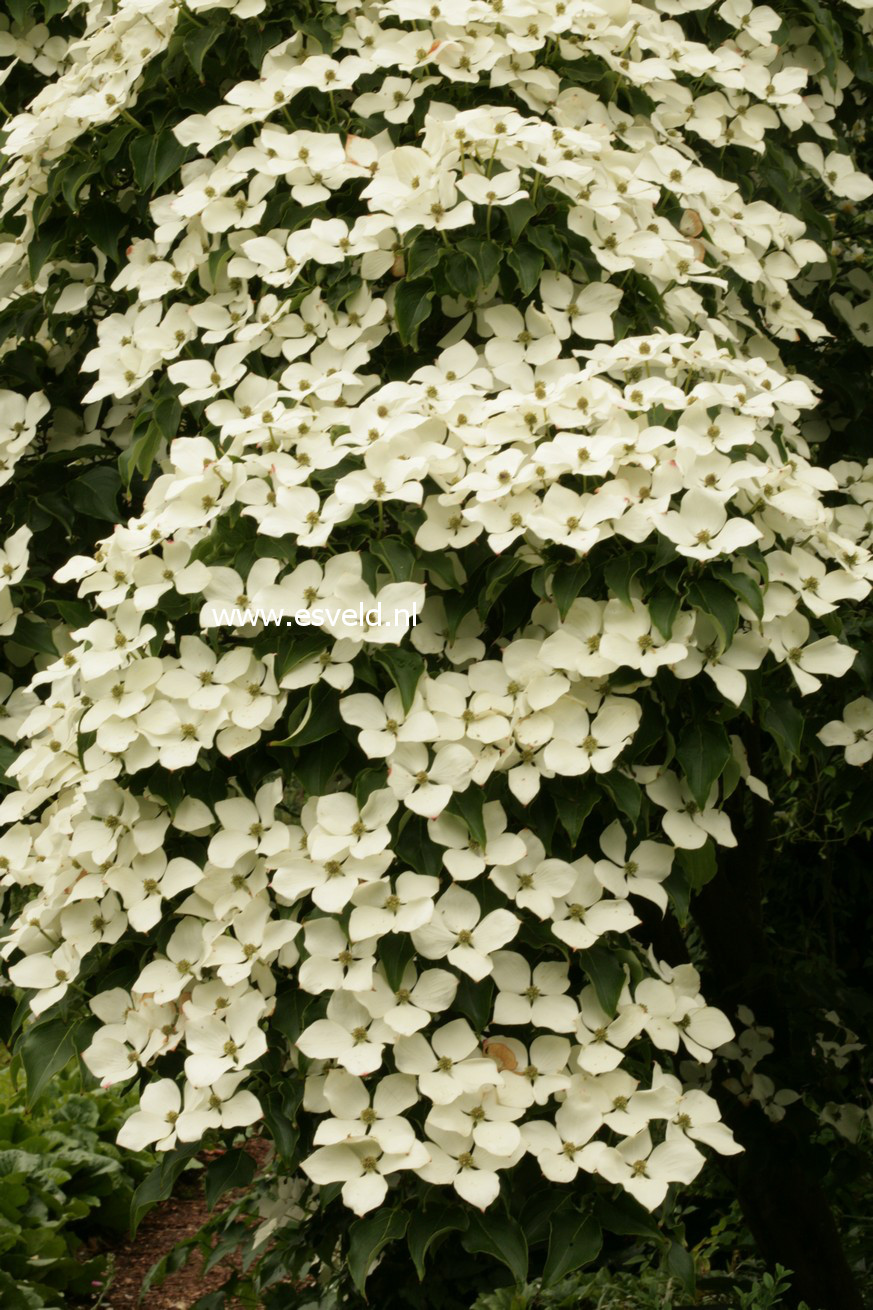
[0,0,872,1295]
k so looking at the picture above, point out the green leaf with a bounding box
[152,130,190,193]
[395,817,442,877]
[677,839,717,890]
[130,1147,197,1237]
[295,736,349,795]
[28,219,63,282]
[552,560,590,619]
[542,1211,602,1287]
[761,696,804,770]
[378,932,416,991]
[604,550,646,607]
[372,647,425,715]
[505,198,536,242]
[578,945,625,1017]
[408,1200,469,1280]
[348,1208,409,1296]
[453,972,494,1033]
[507,241,544,295]
[406,231,443,280]
[649,587,681,640]
[18,1018,80,1107]
[84,205,126,263]
[712,565,764,620]
[262,1087,300,1164]
[273,683,340,748]
[370,537,417,582]
[595,1195,662,1241]
[479,556,529,616]
[688,579,738,652]
[666,1239,696,1293]
[395,280,434,348]
[204,1149,256,1212]
[444,251,480,300]
[69,466,122,523]
[600,771,641,825]
[456,237,501,286]
[445,786,486,845]
[119,423,163,489]
[462,1211,528,1286]
[526,224,564,267]
[273,629,328,683]
[185,22,225,78]
[11,615,57,657]
[552,777,597,845]
[676,720,731,810]
[129,133,157,192]
[59,157,97,213]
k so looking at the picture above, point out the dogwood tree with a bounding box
[0,0,871,1303]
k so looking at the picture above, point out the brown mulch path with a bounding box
[100,1139,271,1310]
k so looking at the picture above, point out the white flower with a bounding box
[411,885,519,980]
[394,1019,503,1105]
[387,742,478,818]
[646,772,736,850]
[302,1137,429,1216]
[297,992,388,1076]
[818,697,873,765]
[582,1127,705,1210]
[489,951,577,1033]
[549,858,640,948]
[658,489,760,561]
[541,695,642,777]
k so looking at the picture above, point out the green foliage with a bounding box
[0,1059,153,1308]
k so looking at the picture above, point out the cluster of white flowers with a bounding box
[1,0,871,1225]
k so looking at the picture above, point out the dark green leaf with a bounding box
[712,565,764,620]
[666,1239,696,1293]
[204,1149,256,1211]
[152,130,191,193]
[378,932,416,991]
[130,1147,197,1237]
[600,771,641,824]
[185,23,224,78]
[11,615,58,657]
[526,224,564,267]
[675,720,731,809]
[677,839,717,890]
[505,198,536,242]
[444,251,480,300]
[406,232,443,280]
[372,647,425,715]
[552,560,590,619]
[445,786,486,845]
[462,1211,527,1286]
[408,1200,469,1280]
[761,696,804,770]
[542,1211,602,1286]
[604,550,646,607]
[578,945,624,1017]
[370,537,417,583]
[18,1018,80,1107]
[649,587,681,640]
[69,466,122,523]
[688,579,738,652]
[395,280,434,348]
[348,1208,409,1296]
[456,237,501,286]
[507,242,544,296]
[294,736,349,795]
[395,818,442,877]
[453,973,494,1033]
[595,1195,662,1241]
